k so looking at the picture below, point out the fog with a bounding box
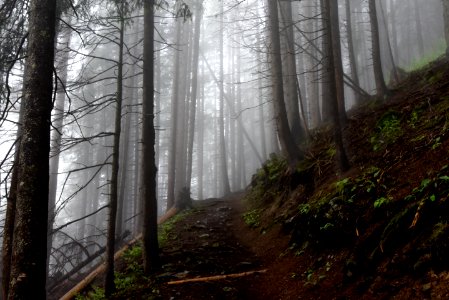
[0,0,447,296]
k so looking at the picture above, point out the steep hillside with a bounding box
[244,56,449,299]
[71,57,449,300]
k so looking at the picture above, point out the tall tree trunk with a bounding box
[320,0,333,122]
[2,102,23,300]
[368,0,389,98]
[388,0,400,64]
[257,42,267,160]
[413,0,425,58]
[174,21,191,202]
[141,0,160,272]
[443,0,449,56]
[47,20,72,281]
[266,0,302,166]
[219,1,231,195]
[326,0,350,172]
[186,1,203,189]
[197,63,205,200]
[236,46,245,189]
[329,0,347,124]
[279,0,304,145]
[345,0,362,104]
[7,0,57,298]
[104,3,125,296]
[166,19,182,210]
[378,0,399,84]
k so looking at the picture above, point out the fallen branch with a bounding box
[167,269,268,285]
[59,208,182,299]
[158,206,179,224]
[59,234,142,300]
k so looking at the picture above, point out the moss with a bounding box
[158,210,192,246]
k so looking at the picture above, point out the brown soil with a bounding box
[71,57,449,300]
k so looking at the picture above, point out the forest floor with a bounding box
[72,56,449,299]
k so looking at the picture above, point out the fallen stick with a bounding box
[167,269,268,285]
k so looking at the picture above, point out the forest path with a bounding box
[156,192,295,299]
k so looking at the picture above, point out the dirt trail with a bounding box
[154,192,284,299]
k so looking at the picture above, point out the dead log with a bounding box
[59,234,141,300]
[157,206,178,224]
[59,207,182,299]
[167,269,268,285]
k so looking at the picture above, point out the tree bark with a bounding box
[325,0,350,172]
[186,1,203,190]
[141,0,160,272]
[166,19,182,210]
[279,0,304,145]
[413,0,425,58]
[104,3,125,296]
[320,0,333,122]
[345,0,362,105]
[2,103,23,300]
[368,0,389,98]
[329,0,347,124]
[266,0,302,166]
[219,0,231,195]
[7,0,57,298]
[443,0,449,56]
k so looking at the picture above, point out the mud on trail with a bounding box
[158,193,269,300]
[156,191,314,300]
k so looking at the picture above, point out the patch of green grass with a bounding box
[75,287,105,300]
[158,210,192,246]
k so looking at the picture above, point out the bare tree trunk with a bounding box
[378,0,399,84]
[413,0,425,58]
[104,3,125,296]
[197,63,205,200]
[236,47,245,189]
[345,0,361,104]
[141,0,160,272]
[219,1,231,195]
[279,0,304,145]
[320,0,333,122]
[443,0,449,56]
[326,0,350,172]
[329,0,347,124]
[266,0,302,166]
[2,102,23,300]
[256,41,267,160]
[7,0,57,297]
[47,20,72,282]
[368,0,389,98]
[186,1,203,189]
[388,0,400,63]
[166,20,182,210]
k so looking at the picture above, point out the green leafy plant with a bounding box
[370,111,403,151]
[75,287,105,300]
[298,203,310,215]
[243,209,262,228]
[374,196,391,209]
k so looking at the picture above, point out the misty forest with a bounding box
[1,0,449,299]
